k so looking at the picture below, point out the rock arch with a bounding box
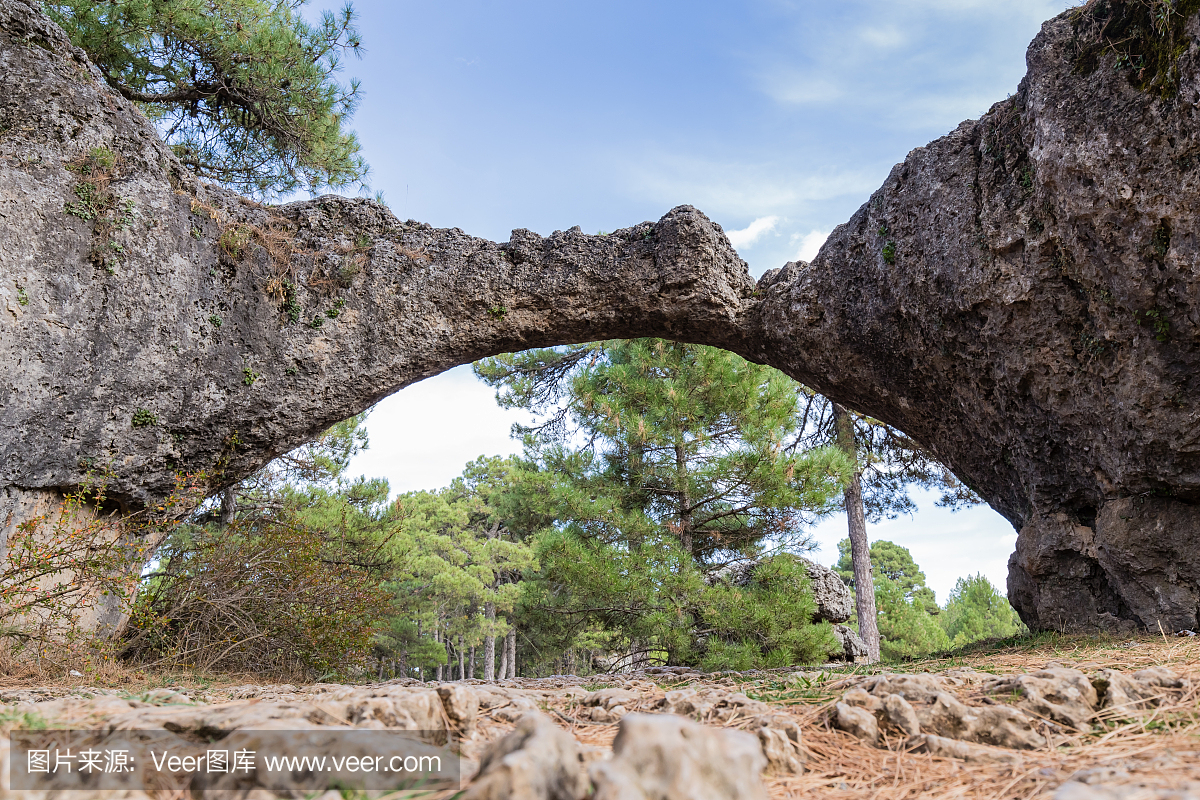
[2,0,1198,632]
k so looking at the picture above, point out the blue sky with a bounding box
[337,0,1071,600]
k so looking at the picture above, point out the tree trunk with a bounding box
[469,645,476,679]
[484,602,496,681]
[833,402,881,663]
[458,635,465,680]
[505,627,517,678]
[219,486,237,526]
[497,624,509,681]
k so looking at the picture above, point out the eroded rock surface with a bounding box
[832,665,1186,754]
[0,660,1193,797]
[3,0,1200,631]
[591,713,768,800]
[463,712,588,800]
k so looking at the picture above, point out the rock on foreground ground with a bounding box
[2,0,1199,632]
[1,640,1197,799]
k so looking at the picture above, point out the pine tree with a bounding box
[377,458,535,679]
[46,0,368,197]
[874,575,950,660]
[479,340,851,565]
[834,539,949,661]
[940,573,1024,647]
[477,339,851,670]
[796,392,980,663]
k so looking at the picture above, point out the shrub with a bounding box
[123,510,387,678]
[697,554,840,670]
[0,471,201,663]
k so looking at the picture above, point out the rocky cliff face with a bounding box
[2,0,1198,633]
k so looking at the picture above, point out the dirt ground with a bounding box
[2,632,1198,799]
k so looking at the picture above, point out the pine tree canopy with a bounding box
[874,574,950,660]
[941,573,1024,647]
[46,0,368,197]
[478,340,853,564]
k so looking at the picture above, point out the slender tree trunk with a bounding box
[435,628,443,682]
[505,627,517,678]
[219,486,237,526]
[833,402,881,663]
[497,623,509,681]
[469,645,476,679]
[458,635,465,680]
[483,602,496,681]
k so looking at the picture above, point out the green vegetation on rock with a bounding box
[46,0,368,197]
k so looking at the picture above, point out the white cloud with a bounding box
[792,229,830,261]
[726,215,780,249]
[761,74,845,105]
[858,25,906,50]
[618,152,881,220]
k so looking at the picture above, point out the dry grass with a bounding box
[186,195,300,299]
[754,635,1200,799]
[524,634,1200,799]
[0,644,286,696]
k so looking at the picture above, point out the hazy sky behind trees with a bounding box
[337,0,1071,600]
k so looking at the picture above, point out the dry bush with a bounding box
[0,471,210,681]
[122,511,387,680]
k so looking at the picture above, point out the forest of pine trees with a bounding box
[109,341,1025,680]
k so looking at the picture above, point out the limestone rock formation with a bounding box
[463,712,589,800]
[704,556,853,625]
[833,624,870,663]
[2,0,1200,631]
[590,713,769,800]
[834,666,1185,754]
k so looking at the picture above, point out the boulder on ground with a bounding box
[463,712,588,800]
[1092,667,1184,714]
[833,624,869,662]
[590,713,768,800]
[833,702,879,746]
[983,666,1098,729]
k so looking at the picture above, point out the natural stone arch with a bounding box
[2,0,1199,633]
